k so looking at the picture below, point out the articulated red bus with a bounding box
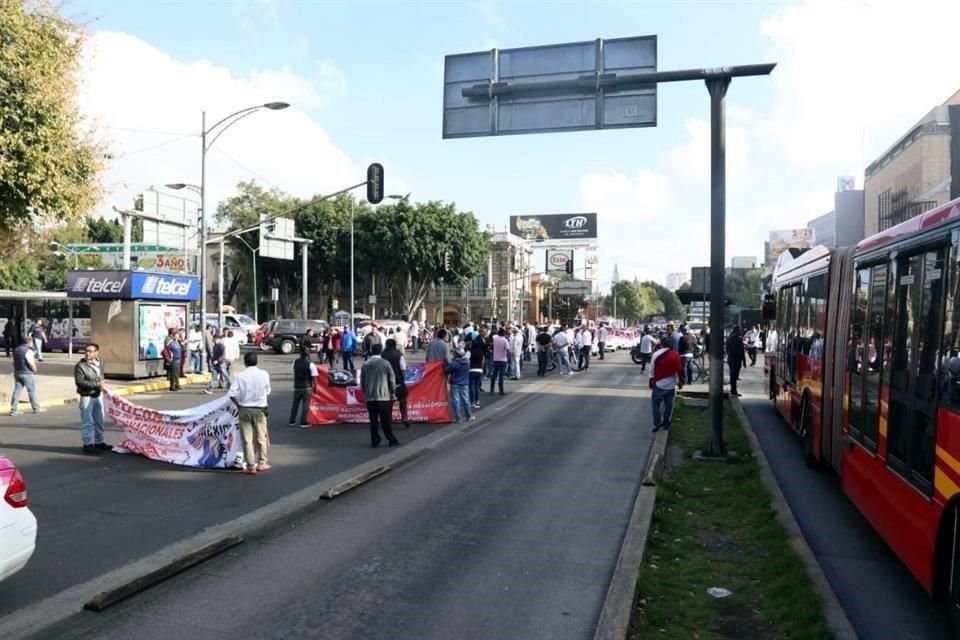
[767,196,960,634]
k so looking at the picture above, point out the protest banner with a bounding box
[306,361,452,425]
[105,388,243,469]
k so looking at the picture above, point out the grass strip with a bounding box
[630,399,832,639]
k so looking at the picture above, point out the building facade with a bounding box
[807,189,865,248]
[864,89,960,236]
[666,272,686,291]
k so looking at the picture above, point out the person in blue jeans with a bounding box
[444,348,474,423]
[74,343,108,454]
[467,332,486,409]
[341,327,357,372]
[650,337,684,432]
[204,334,232,394]
[9,337,42,415]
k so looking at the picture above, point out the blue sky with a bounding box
[70,0,960,291]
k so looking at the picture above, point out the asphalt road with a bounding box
[0,349,459,619]
[33,353,655,640]
[737,361,952,640]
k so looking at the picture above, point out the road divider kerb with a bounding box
[594,401,669,640]
[730,395,857,640]
[320,465,391,499]
[35,373,212,409]
[82,534,244,612]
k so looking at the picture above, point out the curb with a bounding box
[594,421,669,640]
[0,370,562,638]
[730,396,858,640]
[29,373,212,409]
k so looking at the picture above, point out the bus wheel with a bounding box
[800,398,818,469]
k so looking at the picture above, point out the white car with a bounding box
[0,456,37,583]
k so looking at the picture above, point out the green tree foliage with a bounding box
[354,199,489,319]
[725,269,763,306]
[605,281,664,324]
[85,216,143,244]
[215,181,291,315]
[0,1,103,231]
[643,280,684,320]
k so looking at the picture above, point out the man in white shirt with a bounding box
[579,325,593,371]
[639,329,658,373]
[509,327,524,380]
[188,324,203,373]
[409,320,420,352]
[597,324,608,360]
[552,327,572,375]
[228,352,272,475]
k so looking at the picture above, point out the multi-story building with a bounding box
[666,272,686,291]
[730,256,757,271]
[807,189,865,248]
[864,88,960,236]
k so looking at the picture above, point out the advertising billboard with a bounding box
[137,304,186,361]
[767,229,815,265]
[545,249,573,273]
[510,213,597,244]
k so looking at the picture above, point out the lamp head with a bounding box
[263,102,290,110]
[165,183,187,190]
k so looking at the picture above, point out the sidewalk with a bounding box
[0,352,212,410]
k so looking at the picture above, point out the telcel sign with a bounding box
[67,271,200,301]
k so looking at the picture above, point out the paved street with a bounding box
[30,352,654,639]
[736,359,952,640]
[0,349,473,620]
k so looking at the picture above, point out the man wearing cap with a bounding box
[445,346,474,423]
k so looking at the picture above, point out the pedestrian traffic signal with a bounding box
[565,259,574,275]
[366,163,384,204]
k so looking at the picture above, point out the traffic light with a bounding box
[444,251,450,271]
[366,162,384,204]
[565,259,574,275]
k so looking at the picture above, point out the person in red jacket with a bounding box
[649,336,683,432]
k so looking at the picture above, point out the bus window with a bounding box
[941,247,960,411]
[849,268,870,440]
[861,263,887,450]
[911,249,944,488]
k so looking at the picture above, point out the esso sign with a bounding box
[549,254,570,267]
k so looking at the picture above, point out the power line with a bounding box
[210,146,281,190]
[112,133,194,159]
[104,125,195,136]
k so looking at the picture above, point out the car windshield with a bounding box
[235,315,256,325]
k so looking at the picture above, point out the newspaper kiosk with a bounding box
[66,270,200,379]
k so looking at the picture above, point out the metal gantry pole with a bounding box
[705,76,731,458]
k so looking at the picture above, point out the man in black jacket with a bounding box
[289,345,318,427]
[381,338,410,428]
[75,343,107,454]
[725,326,747,397]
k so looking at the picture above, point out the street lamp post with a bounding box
[170,101,288,363]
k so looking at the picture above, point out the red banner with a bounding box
[306,361,453,425]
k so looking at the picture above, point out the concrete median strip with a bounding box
[730,396,857,640]
[594,427,669,640]
[82,534,244,612]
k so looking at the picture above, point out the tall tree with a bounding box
[354,200,488,319]
[215,181,292,315]
[643,281,684,320]
[0,1,103,235]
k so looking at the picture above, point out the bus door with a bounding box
[887,248,944,495]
